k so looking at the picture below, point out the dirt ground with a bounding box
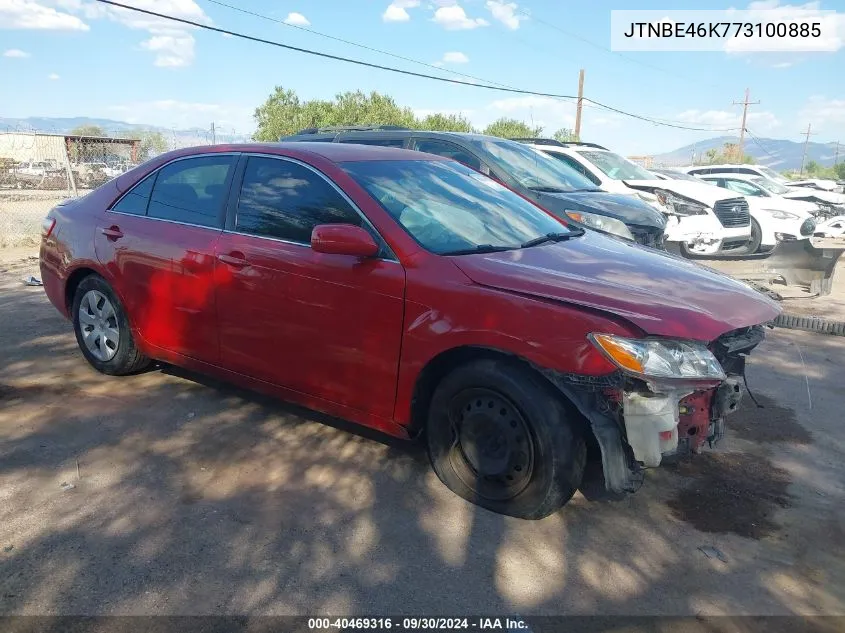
[1,248,844,617]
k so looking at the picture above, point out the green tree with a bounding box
[415,112,474,132]
[70,124,105,137]
[483,118,543,139]
[253,86,419,140]
[553,127,577,142]
[137,130,168,161]
[834,163,845,180]
[804,160,820,175]
[702,143,754,165]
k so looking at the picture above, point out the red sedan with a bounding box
[40,143,780,519]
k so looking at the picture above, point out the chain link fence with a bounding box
[1,129,212,248]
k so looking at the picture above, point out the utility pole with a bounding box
[799,123,817,175]
[733,88,759,159]
[834,141,840,166]
[574,69,585,141]
[210,121,216,145]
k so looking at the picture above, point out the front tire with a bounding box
[747,217,763,254]
[426,359,586,520]
[72,275,150,375]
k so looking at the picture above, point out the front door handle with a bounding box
[217,252,249,268]
[101,225,123,240]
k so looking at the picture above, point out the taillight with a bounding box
[41,217,56,238]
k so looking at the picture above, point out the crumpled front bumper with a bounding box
[621,377,743,468]
[540,326,766,494]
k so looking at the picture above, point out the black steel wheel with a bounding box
[426,359,586,519]
[448,388,536,502]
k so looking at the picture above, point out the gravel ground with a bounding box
[0,249,843,618]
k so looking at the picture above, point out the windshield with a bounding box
[758,165,787,182]
[578,150,655,180]
[469,138,599,192]
[342,160,573,255]
[653,169,701,182]
[752,176,790,195]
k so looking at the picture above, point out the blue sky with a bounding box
[1,0,844,155]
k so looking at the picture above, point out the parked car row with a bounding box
[679,163,845,239]
[40,136,782,520]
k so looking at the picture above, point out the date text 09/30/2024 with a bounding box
[307,617,530,630]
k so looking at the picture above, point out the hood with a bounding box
[783,188,845,206]
[790,179,838,192]
[451,230,781,342]
[534,190,667,229]
[745,196,813,218]
[623,178,732,206]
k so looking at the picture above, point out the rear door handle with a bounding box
[217,252,249,268]
[101,226,123,240]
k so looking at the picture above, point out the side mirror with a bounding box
[311,224,379,258]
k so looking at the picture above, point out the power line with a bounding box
[732,88,759,156]
[516,6,724,91]
[96,0,739,133]
[203,0,515,91]
[799,123,817,175]
[744,128,777,159]
[204,0,736,132]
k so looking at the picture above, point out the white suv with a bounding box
[519,140,751,256]
[682,173,816,252]
[684,164,845,198]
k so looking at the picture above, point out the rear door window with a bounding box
[147,155,236,228]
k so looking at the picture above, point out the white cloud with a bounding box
[725,1,845,53]
[0,0,88,30]
[772,61,793,67]
[485,1,525,30]
[42,0,212,67]
[382,0,419,22]
[47,72,59,79]
[675,108,781,132]
[283,12,309,26]
[3,48,31,57]
[442,51,469,63]
[799,95,845,134]
[433,4,488,30]
[141,34,195,67]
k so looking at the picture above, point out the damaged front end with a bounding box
[543,326,766,494]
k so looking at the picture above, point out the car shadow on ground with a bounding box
[1,281,844,619]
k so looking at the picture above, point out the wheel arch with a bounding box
[64,266,101,313]
[407,345,596,444]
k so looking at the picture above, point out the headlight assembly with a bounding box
[590,333,726,380]
[565,211,634,241]
[762,209,799,220]
[654,190,710,216]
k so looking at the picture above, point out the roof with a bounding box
[696,172,764,181]
[147,141,448,164]
[281,129,505,145]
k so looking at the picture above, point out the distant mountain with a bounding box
[654,135,841,171]
[0,116,252,145]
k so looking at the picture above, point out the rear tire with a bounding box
[426,359,586,520]
[72,275,150,376]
